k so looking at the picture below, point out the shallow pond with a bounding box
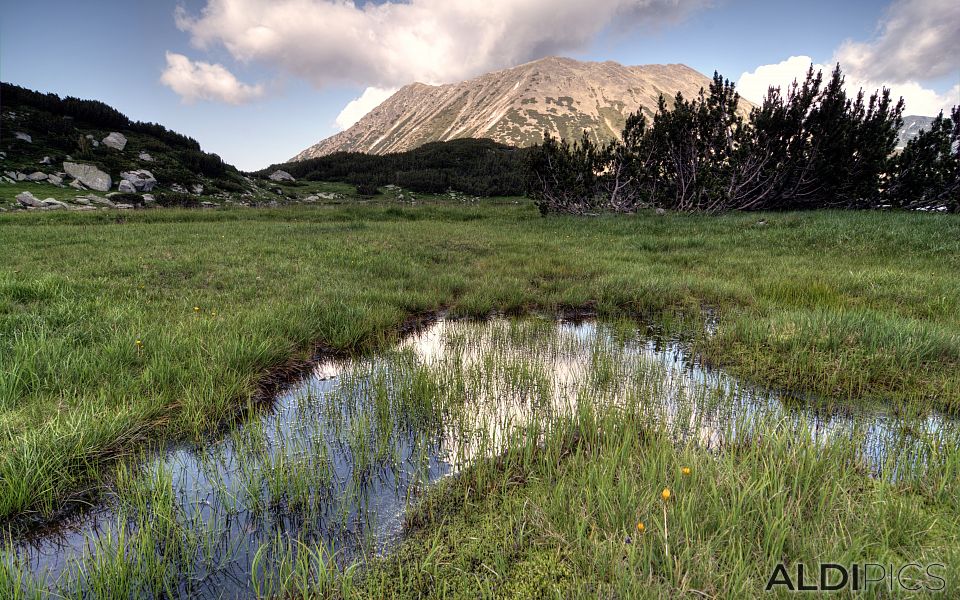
[5,317,954,598]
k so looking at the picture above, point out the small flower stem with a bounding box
[663,502,670,566]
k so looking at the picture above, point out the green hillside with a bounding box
[0,82,257,210]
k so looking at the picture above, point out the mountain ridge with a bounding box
[292,57,726,160]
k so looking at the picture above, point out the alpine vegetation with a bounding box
[528,65,960,214]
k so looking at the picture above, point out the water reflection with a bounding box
[7,317,954,598]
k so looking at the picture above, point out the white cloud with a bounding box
[160,52,264,104]
[736,56,827,104]
[737,0,960,117]
[879,82,959,116]
[335,87,398,130]
[835,0,960,83]
[738,56,958,117]
[174,0,710,89]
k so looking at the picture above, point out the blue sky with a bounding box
[3,0,957,171]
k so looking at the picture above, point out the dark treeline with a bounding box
[528,65,960,214]
[2,82,234,181]
[260,138,529,196]
[2,82,204,152]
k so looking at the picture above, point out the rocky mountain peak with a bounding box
[292,57,723,160]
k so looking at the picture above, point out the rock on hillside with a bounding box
[292,57,738,159]
[102,132,128,150]
[63,162,112,191]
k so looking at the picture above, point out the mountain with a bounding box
[292,57,724,160]
[897,115,936,149]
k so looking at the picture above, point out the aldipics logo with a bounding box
[765,563,946,593]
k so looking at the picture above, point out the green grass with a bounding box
[0,181,91,204]
[346,419,959,598]
[1,201,958,523]
[5,315,958,598]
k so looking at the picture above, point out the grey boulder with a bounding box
[138,152,154,162]
[26,171,49,181]
[14,132,32,143]
[42,199,69,210]
[82,194,115,207]
[16,191,46,208]
[102,132,127,150]
[119,169,157,192]
[63,162,111,192]
[47,174,63,186]
[118,180,137,193]
[268,170,295,182]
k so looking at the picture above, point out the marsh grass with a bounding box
[3,318,957,598]
[1,204,958,521]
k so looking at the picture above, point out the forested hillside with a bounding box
[1,82,250,201]
[260,138,529,196]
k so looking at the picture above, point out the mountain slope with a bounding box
[897,115,936,149]
[293,57,722,160]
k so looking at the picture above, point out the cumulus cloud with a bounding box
[174,0,710,89]
[737,0,960,117]
[335,87,398,130]
[736,56,827,104]
[738,56,958,117]
[160,52,264,104]
[881,82,959,116]
[835,0,960,83]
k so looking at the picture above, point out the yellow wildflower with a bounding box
[681,467,691,476]
[661,487,671,501]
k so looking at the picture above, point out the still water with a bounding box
[6,317,952,598]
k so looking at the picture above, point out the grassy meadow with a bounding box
[1,197,959,597]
